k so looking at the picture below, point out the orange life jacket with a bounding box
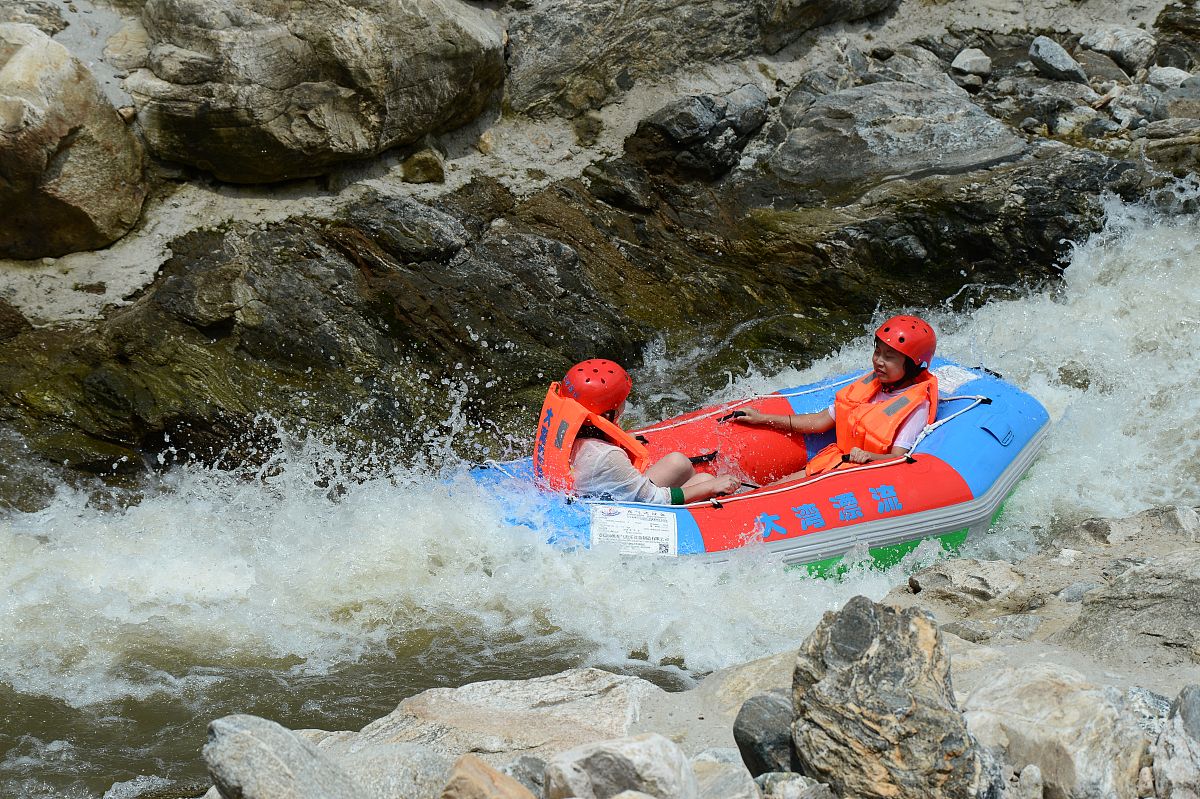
[532,382,650,493]
[805,371,939,476]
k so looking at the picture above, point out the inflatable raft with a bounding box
[477,360,1049,573]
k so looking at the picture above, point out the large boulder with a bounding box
[0,23,145,258]
[125,0,504,183]
[1154,685,1200,799]
[767,82,1026,194]
[502,0,899,118]
[962,665,1152,799]
[790,596,992,799]
[1054,549,1200,667]
[203,714,365,799]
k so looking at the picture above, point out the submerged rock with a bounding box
[790,596,992,799]
[0,23,145,259]
[126,0,504,182]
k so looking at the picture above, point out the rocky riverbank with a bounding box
[5,0,1200,488]
[189,505,1199,799]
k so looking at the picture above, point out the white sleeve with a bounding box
[572,440,671,504]
[892,401,930,451]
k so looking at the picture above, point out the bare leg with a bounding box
[764,468,808,487]
[645,451,696,488]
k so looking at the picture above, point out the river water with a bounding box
[2,195,1199,798]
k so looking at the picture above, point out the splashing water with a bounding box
[2,195,1199,797]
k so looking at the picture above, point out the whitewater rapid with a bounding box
[2,195,1199,797]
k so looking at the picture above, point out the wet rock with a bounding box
[499,756,547,798]
[1057,549,1200,667]
[441,754,537,799]
[0,0,66,36]
[1030,36,1088,84]
[344,191,469,263]
[732,690,799,776]
[768,82,1025,193]
[624,85,768,180]
[0,23,146,259]
[0,298,31,341]
[790,596,992,799]
[963,664,1151,799]
[691,754,758,799]
[1076,50,1131,84]
[126,0,504,183]
[755,772,834,798]
[1153,1,1200,71]
[1148,66,1193,90]
[906,558,1025,608]
[203,714,365,799]
[544,733,698,799]
[1080,27,1157,74]
[951,48,992,77]
[1153,685,1200,799]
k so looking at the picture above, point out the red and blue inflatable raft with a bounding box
[477,360,1049,573]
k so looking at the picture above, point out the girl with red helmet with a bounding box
[537,359,740,504]
[733,315,939,481]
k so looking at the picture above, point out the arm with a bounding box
[732,407,834,434]
[679,474,741,503]
[845,445,910,464]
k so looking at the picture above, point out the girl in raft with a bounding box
[733,315,939,481]
[533,359,740,504]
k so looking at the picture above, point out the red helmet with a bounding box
[561,359,632,415]
[875,315,936,369]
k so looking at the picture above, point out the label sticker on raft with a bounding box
[590,506,679,556]
[931,365,978,395]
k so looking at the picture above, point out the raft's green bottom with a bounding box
[795,528,971,578]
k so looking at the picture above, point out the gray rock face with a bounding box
[732,690,798,777]
[337,743,454,799]
[791,596,990,799]
[1080,27,1157,73]
[203,714,365,799]
[624,85,768,180]
[1029,36,1088,83]
[545,733,698,799]
[0,23,146,259]
[126,0,504,183]
[502,0,898,118]
[768,82,1025,193]
[756,772,834,798]
[1155,685,1200,799]
[757,0,900,53]
[1148,65,1193,90]
[1056,549,1200,667]
[344,190,469,262]
[963,665,1151,799]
